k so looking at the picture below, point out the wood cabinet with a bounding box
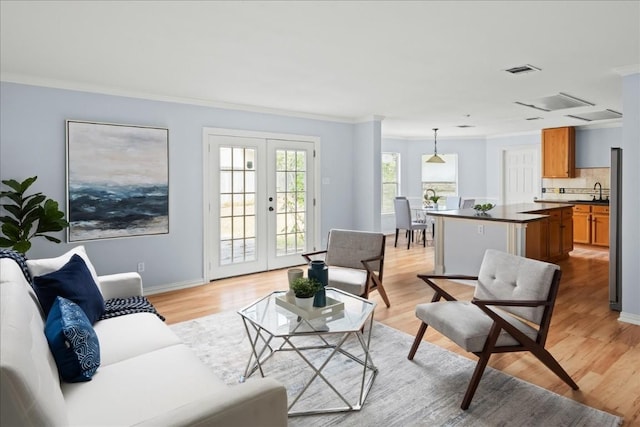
[591,205,610,247]
[571,204,609,247]
[526,207,572,261]
[572,205,591,244]
[542,127,575,178]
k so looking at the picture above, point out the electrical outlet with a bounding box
[560,188,565,194]
[137,262,145,273]
[477,225,484,235]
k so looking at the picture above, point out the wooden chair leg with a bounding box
[376,281,391,308]
[529,344,579,390]
[407,229,411,250]
[394,229,399,247]
[461,351,491,410]
[408,323,428,360]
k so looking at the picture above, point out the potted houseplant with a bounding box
[290,277,320,310]
[0,176,69,254]
[429,195,442,208]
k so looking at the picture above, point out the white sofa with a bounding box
[0,251,287,427]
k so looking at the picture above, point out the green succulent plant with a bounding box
[0,176,69,254]
[290,277,321,298]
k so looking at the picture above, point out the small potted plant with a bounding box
[429,195,442,208]
[290,277,320,310]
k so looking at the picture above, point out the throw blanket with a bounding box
[0,248,32,284]
[100,296,166,322]
[0,249,164,321]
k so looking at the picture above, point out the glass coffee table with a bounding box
[237,287,377,416]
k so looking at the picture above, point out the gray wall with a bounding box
[0,82,356,292]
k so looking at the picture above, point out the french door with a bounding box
[205,131,316,280]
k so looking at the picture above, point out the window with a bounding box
[381,152,400,214]
[421,154,458,200]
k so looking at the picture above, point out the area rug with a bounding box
[170,310,622,427]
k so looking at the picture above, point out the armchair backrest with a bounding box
[474,249,560,325]
[325,229,385,273]
[394,198,412,228]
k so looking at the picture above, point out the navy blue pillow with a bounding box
[33,254,105,324]
[45,296,101,382]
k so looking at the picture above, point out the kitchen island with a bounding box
[427,203,573,275]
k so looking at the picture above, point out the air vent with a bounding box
[525,117,543,121]
[566,109,623,122]
[516,92,594,112]
[456,125,475,128]
[505,64,541,75]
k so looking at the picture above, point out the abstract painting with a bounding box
[66,120,169,241]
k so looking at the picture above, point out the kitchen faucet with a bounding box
[593,182,603,201]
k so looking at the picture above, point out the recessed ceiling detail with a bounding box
[525,117,543,121]
[566,109,623,122]
[456,125,475,128]
[515,92,595,112]
[505,64,541,75]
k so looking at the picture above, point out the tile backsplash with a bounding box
[541,167,610,201]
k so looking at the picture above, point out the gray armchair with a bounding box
[408,249,578,409]
[302,229,390,307]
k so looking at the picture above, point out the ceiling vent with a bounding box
[505,64,541,75]
[525,117,543,121]
[515,92,595,112]
[456,125,475,128]
[566,109,623,122]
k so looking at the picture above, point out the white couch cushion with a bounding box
[94,312,181,366]
[62,344,226,427]
[0,263,69,426]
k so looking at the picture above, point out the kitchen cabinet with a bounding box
[591,205,610,247]
[542,127,575,178]
[572,205,591,244]
[526,207,573,261]
[526,218,549,261]
[571,204,609,247]
[561,207,574,253]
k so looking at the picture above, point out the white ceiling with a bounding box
[1,1,639,138]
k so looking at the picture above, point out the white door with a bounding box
[205,133,316,280]
[503,146,540,204]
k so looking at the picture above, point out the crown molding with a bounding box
[613,64,640,76]
[0,73,356,124]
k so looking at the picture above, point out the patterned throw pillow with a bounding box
[45,296,101,382]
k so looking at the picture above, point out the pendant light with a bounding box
[426,128,445,163]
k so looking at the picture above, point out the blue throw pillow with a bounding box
[33,254,105,324]
[45,296,101,382]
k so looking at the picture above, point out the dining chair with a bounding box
[394,197,429,249]
[461,198,476,209]
[302,229,390,307]
[407,249,578,409]
[445,196,461,209]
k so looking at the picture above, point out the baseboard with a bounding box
[143,278,206,296]
[618,311,640,326]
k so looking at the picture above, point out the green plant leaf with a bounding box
[0,176,67,254]
[1,179,23,193]
[13,240,31,254]
[0,237,16,247]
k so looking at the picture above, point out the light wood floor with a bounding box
[148,241,640,425]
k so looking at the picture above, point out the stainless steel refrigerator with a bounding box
[609,147,622,311]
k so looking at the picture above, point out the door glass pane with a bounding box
[275,149,307,256]
[219,146,256,265]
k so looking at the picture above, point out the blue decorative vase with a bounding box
[308,260,328,307]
